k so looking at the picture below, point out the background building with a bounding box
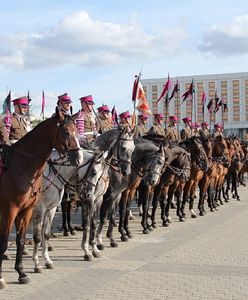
[142,72,248,138]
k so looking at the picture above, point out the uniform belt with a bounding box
[83,132,94,135]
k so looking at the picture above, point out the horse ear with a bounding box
[55,106,65,121]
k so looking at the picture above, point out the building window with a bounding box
[152,85,158,92]
[197,82,204,90]
[208,82,215,89]
[221,81,227,88]
[232,80,240,87]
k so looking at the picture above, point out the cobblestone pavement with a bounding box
[1,186,248,299]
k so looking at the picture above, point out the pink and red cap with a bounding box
[119,111,131,119]
[201,122,209,127]
[138,114,148,120]
[154,113,164,119]
[12,96,29,106]
[58,93,72,103]
[97,105,110,113]
[79,95,95,104]
[169,115,178,122]
[182,116,191,123]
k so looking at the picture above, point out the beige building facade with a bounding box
[142,72,248,138]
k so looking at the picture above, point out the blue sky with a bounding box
[0,0,248,117]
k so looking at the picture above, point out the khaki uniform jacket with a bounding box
[136,124,148,137]
[9,113,28,142]
[96,117,113,134]
[149,125,165,136]
[83,113,96,141]
[200,129,211,138]
[180,126,192,141]
[212,131,224,138]
[165,126,179,142]
[0,117,8,144]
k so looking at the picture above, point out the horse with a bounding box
[32,148,108,272]
[118,138,167,238]
[95,127,135,250]
[159,150,191,226]
[150,144,192,227]
[0,108,82,288]
[180,137,209,218]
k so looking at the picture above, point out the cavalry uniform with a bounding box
[75,95,97,145]
[200,128,211,138]
[165,126,179,142]
[180,116,192,141]
[9,113,29,143]
[212,123,224,138]
[165,116,179,142]
[136,114,149,137]
[149,113,165,136]
[0,116,9,145]
[119,111,133,132]
[96,105,113,134]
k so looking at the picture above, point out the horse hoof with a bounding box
[121,235,129,242]
[199,212,205,216]
[97,244,105,251]
[191,214,197,218]
[63,231,70,237]
[70,230,76,236]
[45,262,54,269]
[18,275,30,284]
[34,266,43,273]
[84,254,93,261]
[110,241,119,247]
[92,251,101,258]
[127,233,133,239]
[148,226,154,231]
[162,221,169,227]
[179,217,185,222]
[143,229,150,234]
[152,223,158,228]
[237,198,241,201]
[220,201,224,205]
[129,215,136,220]
[3,253,11,260]
[48,245,54,252]
[225,199,229,203]
[0,278,7,289]
[210,208,215,212]
[139,212,143,216]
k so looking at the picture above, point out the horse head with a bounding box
[114,127,135,176]
[143,144,166,186]
[52,107,81,165]
[184,137,208,171]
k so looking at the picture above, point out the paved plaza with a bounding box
[1,186,248,300]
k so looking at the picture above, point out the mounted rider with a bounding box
[165,115,179,143]
[136,114,149,137]
[9,96,32,145]
[118,111,133,131]
[148,113,165,136]
[191,122,201,137]
[75,95,98,145]
[96,104,113,134]
[200,122,211,138]
[57,93,72,115]
[212,123,224,138]
[180,116,192,141]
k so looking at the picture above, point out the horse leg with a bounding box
[175,186,184,221]
[108,195,121,247]
[81,198,93,261]
[42,208,56,269]
[163,188,173,227]
[90,212,101,258]
[140,183,150,234]
[0,206,17,289]
[189,182,197,218]
[32,206,44,273]
[61,199,70,236]
[67,200,76,235]
[233,173,240,201]
[119,190,129,242]
[151,185,161,228]
[124,194,134,238]
[14,208,33,284]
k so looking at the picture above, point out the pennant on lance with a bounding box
[157,74,172,103]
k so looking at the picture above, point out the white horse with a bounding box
[32,148,108,272]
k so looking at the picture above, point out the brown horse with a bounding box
[0,108,80,288]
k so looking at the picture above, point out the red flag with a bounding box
[40,90,45,117]
[181,80,193,103]
[157,74,172,103]
[136,81,152,115]
[132,75,140,102]
[3,91,11,114]
[207,98,213,113]
[168,80,179,101]
[111,105,119,126]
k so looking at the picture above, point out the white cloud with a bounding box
[199,14,248,55]
[0,11,188,69]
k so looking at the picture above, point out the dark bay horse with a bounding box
[0,108,80,288]
[119,138,167,238]
[95,127,135,249]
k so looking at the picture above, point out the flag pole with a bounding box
[176,79,180,138]
[191,80,194,136]
[193,82,197,124]
[165,95,168,129]
[221,98,224,129]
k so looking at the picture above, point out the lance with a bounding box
[176,79,180,139]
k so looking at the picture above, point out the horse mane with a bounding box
[132,141,159,161]
[95,128,121,151]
